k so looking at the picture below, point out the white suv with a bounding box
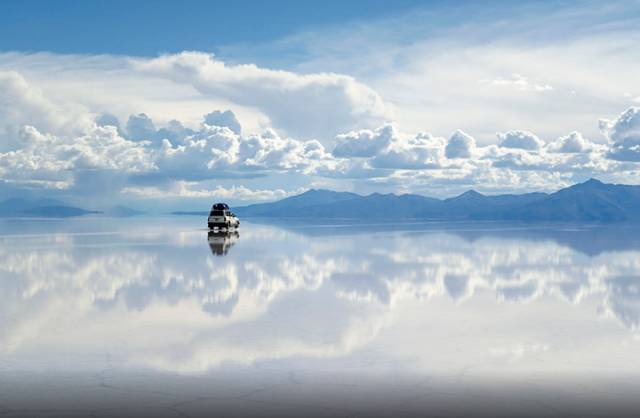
[208,203,240,229]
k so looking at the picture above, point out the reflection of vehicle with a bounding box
[207,203,240,230]
[208,230,239,256]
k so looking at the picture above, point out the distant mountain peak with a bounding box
[451,189,485,201]
[106,205,145,217]
[583,178,604,186]
[572,178,606,190]
[461,189,483,197]
[302,188,344,196]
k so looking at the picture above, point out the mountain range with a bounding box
[0,199,144,218]
[4,179,639,222]
[234,179,640,222]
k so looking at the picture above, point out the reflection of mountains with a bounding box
[208,230,239,256]
[247,219,640,257]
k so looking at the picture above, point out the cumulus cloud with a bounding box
[155,119,195,143]
[331,125,450,170]
[156,125,239,176]
[547,131,594,153]
[120,113,198,144]
[156,124,331,179]
[497,130,544,151]
[0,71,90,151]
[126,113,157,141]
[445,130,476,159]
[0,125,154,189]
[133,51,388,141]
[203,110,241,134]
[602,107,640,162]
[371,132,448,170]
[0,78,331,195]
[332,124,395,158]
[95,113,123,133]
[2,65,640,202]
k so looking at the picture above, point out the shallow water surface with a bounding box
[1,217,640,417]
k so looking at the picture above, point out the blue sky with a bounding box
[1,0,442,55]
[0,0,639,210]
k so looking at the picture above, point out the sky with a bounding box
[1,0,640,210]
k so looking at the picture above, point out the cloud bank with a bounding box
[0,54,640,204]
[133,51,388,141]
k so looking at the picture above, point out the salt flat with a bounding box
[1,217,639,417]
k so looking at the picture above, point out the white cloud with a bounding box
[237,129,331,171]
[203,110,241,134]
[446,130,476,159]
[125,113,157,141]
[332,124,395,158]
[497,130,544,151]
[156,125,240,175]
[547,131,594,153]
[156,124,332,179]
[133,51,388,141]
[602,107,640,162]
[371,132,448,170]
[1,59,640,202]
[0,71,91,151]
[482,73,553,92]
[0,124,154,189]
[331,125,450,170]
[276,2,640,146]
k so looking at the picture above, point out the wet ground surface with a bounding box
[1,217,639,417]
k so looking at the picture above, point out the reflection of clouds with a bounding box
[372,235,640,320]
[137,288,387,373]
[496,280,540,302]
[603,276,640,330]
[443,274,471,302]
[332,272,391,304]
[490,343,550,361]
[1,223,640,373]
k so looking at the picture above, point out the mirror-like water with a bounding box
[1,217,639,417]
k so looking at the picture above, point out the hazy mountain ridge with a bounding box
[235,189,361,217]
[0,199,144,218]
[104,205,146,217]
[6,179,640,222]
[497,179,640,221]
[0,198,96,218]
[235,179,640,222]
